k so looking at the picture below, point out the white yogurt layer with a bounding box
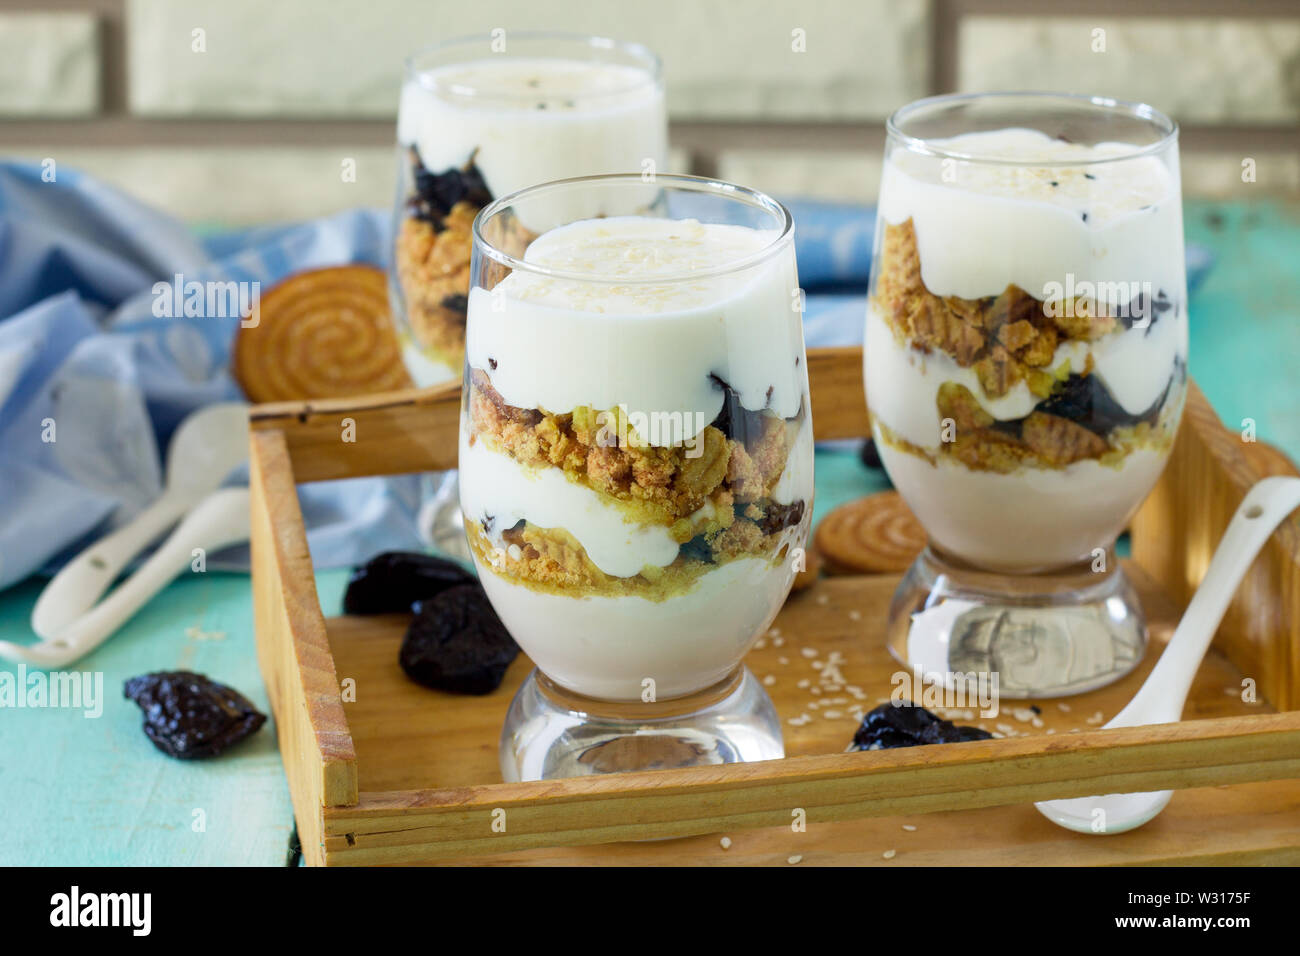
[476,555,797,700]
[878,128,1186,304]
[398,58,666,231]
[877,436,1170,572]
[467,216,806,446]
[401,341,458,388]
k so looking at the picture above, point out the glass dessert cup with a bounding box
[460,174,814,781]
[391,32,668,558]
[865,92,1189,698]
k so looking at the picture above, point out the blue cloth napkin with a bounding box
[0,165,1210,592]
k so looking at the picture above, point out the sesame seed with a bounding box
[902,824,917,832]
[882,849,896,860]
[762,675,776,687]
[848,610,862,622]
[720,837,732,849]
[787,855,802,865]
[801,647,817,659]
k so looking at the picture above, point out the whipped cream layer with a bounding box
[398,58,666,231]
[467,216,805,446]
[878,128,1186,303]
[477,555,795,700]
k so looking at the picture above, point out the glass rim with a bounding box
[472,173,796,286]
[403,31,663,103]
[886,91,1179,167]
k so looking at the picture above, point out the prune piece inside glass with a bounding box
[123,671,266,759]
[850,702,992,751]
[399,584,520,695]
[342,550,476,615]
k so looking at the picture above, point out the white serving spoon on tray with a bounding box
[1036,475,1300,833]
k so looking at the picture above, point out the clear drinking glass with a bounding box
[461,174,814,781]
[865,92,1188,697]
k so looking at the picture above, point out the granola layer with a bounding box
[393,148,533,371]
[872,218,1181,472]
[465,368,809,598]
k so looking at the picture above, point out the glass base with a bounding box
[416,471,472,562]
[886,546,1146,699]
[499,666,784,782]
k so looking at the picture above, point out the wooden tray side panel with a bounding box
[320,713,1300,864]
[249,428,359,866]
[1131,382,1300,710]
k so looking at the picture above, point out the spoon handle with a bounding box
[1115,476,1300,726]
[29,491,190,639]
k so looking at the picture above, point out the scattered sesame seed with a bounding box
[882,849,896,860]
[1085,711,1105,725]
[823,710,844,719]
[720,837,732,849]
[762,675,776,687]
[848,610,862,622]
[1057,702,1071,713]
[797,678,811,689]
[768,627,781,638]
[788,855,802,865]
[902,824,917,832]
[753,639,767,650]
[772,636,785,647]
[816,595,829,606]
[778,656,790,666]
[801,647,818,658]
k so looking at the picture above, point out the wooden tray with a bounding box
[248,346,1300,866]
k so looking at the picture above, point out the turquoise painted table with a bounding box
[1,199,1296,866]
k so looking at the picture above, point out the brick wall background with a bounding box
[2,0,1297,223]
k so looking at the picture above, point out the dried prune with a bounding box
[399,584,519,695]
[850,702,992,751]
[756,500,805,536]
[408,148,492,230]
[1034,372,1168,436]
[707,373,773,445]
[342,551,476,615]
[124,671,266,759]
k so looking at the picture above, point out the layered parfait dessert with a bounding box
[866,127,1188,572]
[393,40,667,385]
[460,214,813,701]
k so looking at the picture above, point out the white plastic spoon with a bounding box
[1,488,251,669]
[1036,475,1300,834]
[30,402,249,639]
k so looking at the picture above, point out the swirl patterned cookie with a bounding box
[815,491,927,574]
[232,265,411,403]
